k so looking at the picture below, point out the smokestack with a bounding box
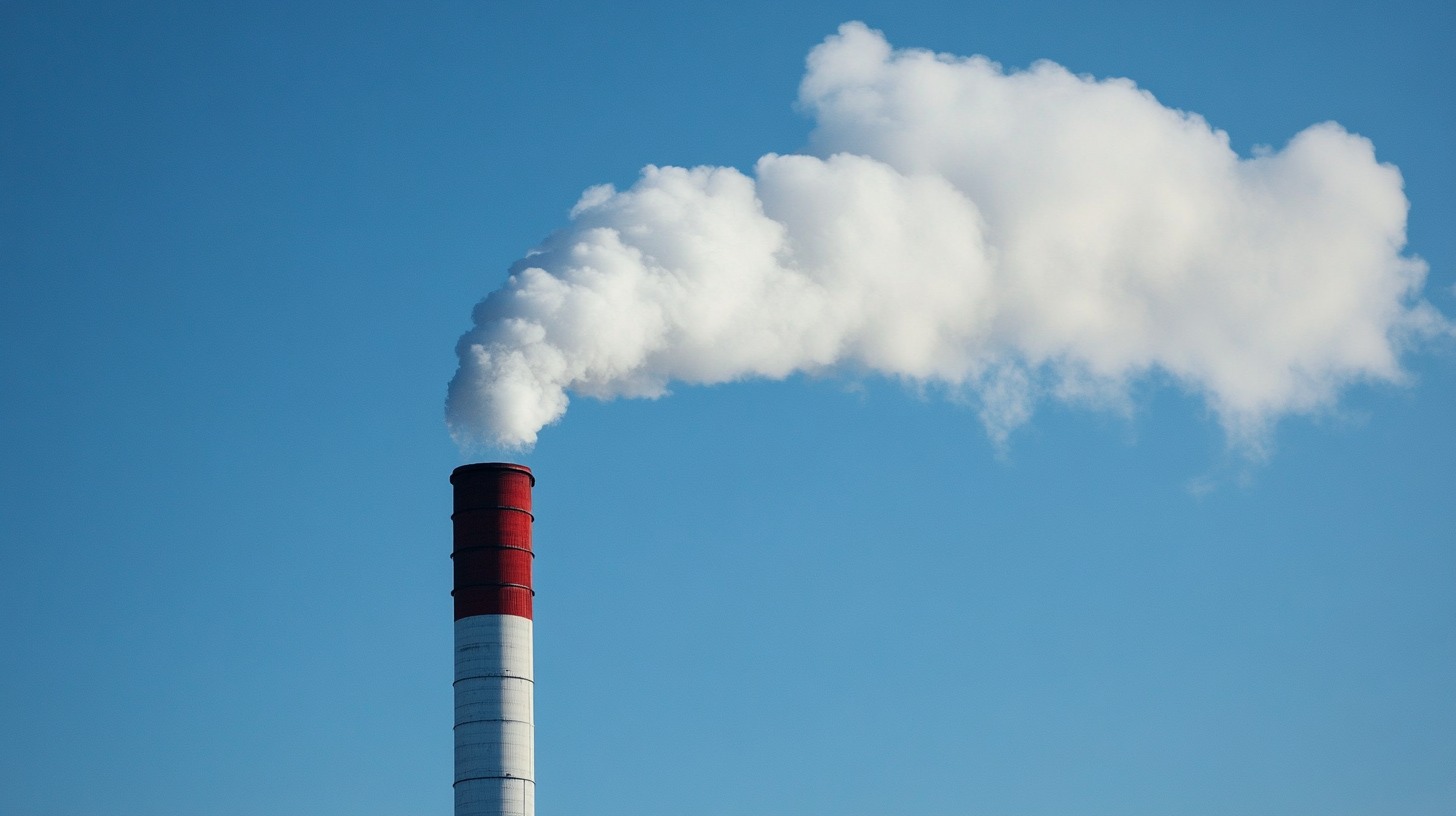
[451,463,536,816]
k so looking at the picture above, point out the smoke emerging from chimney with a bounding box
[447,22,1448,452]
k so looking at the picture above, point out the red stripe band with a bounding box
[450,463,534,621]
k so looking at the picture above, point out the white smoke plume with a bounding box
[448,22,1447,452]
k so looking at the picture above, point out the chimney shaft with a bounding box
[451,463,535,816]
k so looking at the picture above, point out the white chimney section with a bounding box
[451,463,536,816]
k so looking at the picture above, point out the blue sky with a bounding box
[2,2,1452,814]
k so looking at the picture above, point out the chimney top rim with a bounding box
[450,462,535,485]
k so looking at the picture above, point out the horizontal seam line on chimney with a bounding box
[454,776,534,787]
[451,506,534,520]
[455,717,533,726]
[452,544,535,556]
[452,583,534,594]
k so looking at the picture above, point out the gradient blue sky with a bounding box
[2,2,1453,814]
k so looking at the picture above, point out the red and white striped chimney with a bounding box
[451,463,536,816]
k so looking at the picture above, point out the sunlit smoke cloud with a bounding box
[447,22,1447,452]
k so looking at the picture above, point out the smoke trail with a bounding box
[447,22,1447,451]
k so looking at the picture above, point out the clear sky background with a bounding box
[2,2,1452,815]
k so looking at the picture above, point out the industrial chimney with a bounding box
[451,463,536,816]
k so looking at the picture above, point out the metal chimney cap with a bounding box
[450,462,535,485]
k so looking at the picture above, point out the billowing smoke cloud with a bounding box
[448,22,1447,451]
